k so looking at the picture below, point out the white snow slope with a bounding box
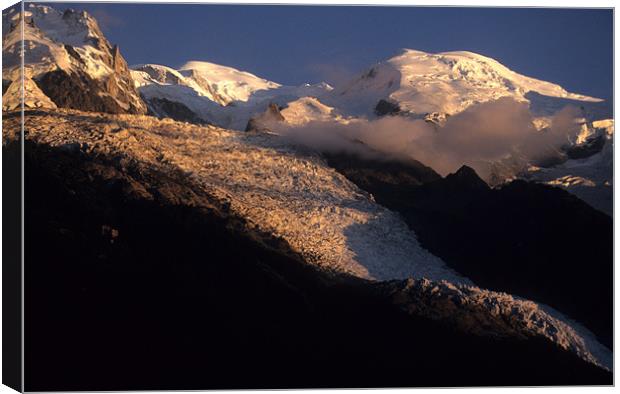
[132,62,333,130]
[132,48,611,137]
[323,49,608,119]
[3,4,98,79]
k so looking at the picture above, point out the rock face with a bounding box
[35,67,144,114]
[146,97,209,124]
[4,109,612,389]
[2,4,146,114]
[374,99,401,116]
[439,164,490,192]
[566,134,606,160]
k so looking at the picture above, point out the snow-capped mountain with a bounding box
[179,61,283,104]
[131,45,616,216]
[2,4,146,114]
[132,62,281,108]
[131,62,333,129]
[238,48,612,134]
[322,49,609,121]
[5,4,613,380]
[6,4,609,129]
[6,3,612,215]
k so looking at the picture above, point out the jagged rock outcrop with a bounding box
[566,134,606,159]
[2,5,146,114]
[145,97,209,124]
[325,150,442,191]
[374,99,401,116]
[437,164,490,192]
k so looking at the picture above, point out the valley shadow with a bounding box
[19,139,612,390]
[326,152,613,350]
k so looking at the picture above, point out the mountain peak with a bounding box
[2,4,146,114]
[178,60,281,103]
[454,164,478,177]
[444,165,489,191]
[325,47,605,119]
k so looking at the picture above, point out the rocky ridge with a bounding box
[2,4,146,114]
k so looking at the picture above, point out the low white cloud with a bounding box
[275,97,582,182]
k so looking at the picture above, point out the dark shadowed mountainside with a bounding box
[326,152,613,349]
[0,112,608,390]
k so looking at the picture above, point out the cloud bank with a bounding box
[276,97,582,182]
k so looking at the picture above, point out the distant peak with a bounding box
[444,165,489,190]
[454,165,478,177]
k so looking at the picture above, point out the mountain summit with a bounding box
[324,49,605,119]
[2,4,146,114]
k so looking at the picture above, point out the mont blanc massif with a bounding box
[2,4,614,390]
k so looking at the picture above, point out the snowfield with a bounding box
[324,49,608,119]
[279,96,343,126]
[178,60,282,103]
[131,62,333,130]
